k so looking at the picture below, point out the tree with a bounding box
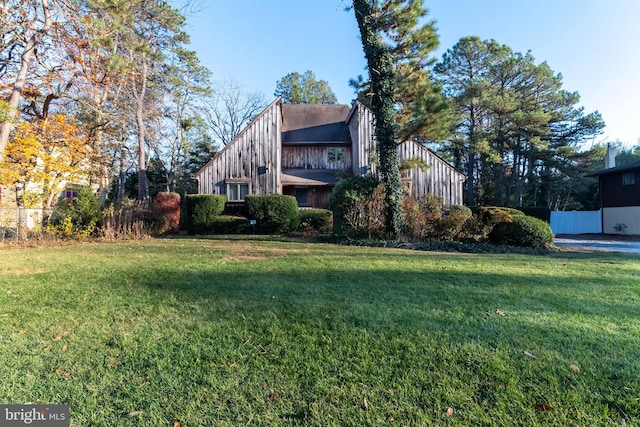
[353,0,403,236]
[434,36,605,208]
[0,0,53,164]
[204,78,267,146]
[1,114,92,208]
[274,70,337,104]
[349,0,453,143]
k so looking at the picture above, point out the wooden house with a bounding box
[588,158,640,235]
[194,97,464,209]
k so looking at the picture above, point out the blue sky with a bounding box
[184,1,640,148]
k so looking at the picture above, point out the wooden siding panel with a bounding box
[195,99,281,197]
[397,141,464,206]
[281,146,352,170]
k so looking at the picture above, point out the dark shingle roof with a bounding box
[281,104,351,144]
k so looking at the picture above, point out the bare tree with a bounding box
[204,78,267,146]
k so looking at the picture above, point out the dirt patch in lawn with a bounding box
[0,268,52,276]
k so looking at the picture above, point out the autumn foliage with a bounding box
[153,192,181,233]
[1,114,92,207]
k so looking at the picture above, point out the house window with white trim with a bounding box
[227,182,250,201]
[623,172,636,186]
[327,147,346,169]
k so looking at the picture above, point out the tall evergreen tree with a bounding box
[274,70,337,104]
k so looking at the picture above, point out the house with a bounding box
[194,97,464,209]
[588,150,640,235]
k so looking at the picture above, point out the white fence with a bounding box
[550,210,602,235]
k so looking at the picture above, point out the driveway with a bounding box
[554,234,640,254]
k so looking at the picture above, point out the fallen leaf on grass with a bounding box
[128,411,143,417]
[363,398,369,410]
[446,407,454,417]
[570,364,580,372]
[62,345,68,352]
[107,360,118,367]
[524,351,536,359]
[173,423,181,427]
[43,346,52,352]
[535,403,554,412]
[495,309,505,316]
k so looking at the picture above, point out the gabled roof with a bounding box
[281,104,351,144]
[588,160,640,177]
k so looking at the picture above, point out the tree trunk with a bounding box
[353,0,403,237]
[0,0,52,164]
[135,55,149,202]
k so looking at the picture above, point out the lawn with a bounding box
[0,237,639,426]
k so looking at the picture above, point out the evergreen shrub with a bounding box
[489,215,554,248]
[298,209,333,234]
[435,205,473,240]
[208,215,251,234]
[186,195,227,234]
[245,194,300,234]
[329,175,385,238]
[472,206,525,237]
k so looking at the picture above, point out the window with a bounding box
[295,188,308,206]
[623,172,636,186]
[327,147,346,168]
[227,182,250,201]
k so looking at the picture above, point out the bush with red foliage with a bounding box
[153,192,181,233]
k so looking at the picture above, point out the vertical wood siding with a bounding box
[196,99,464,208]
[348,102,464,206]
[195,99,282,196]
[281,145,352,170]
[397,141,464,206]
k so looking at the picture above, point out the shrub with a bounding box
[434,205,473,240]
[245,194,300,234]
[472,206,525,238]
[208,215,251,234]
[153,192,180,234]
[402,197,429,240]
[45,187,101,239]
[329,175,386,238]
[489,215,554,248]
[186,195,227,234]
[298,209,333,235]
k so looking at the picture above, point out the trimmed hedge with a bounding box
[185,194,227,234]
[435,205,473,240]
[208,215,251,234]
[245,194,300,234]
[489,215,554,248]
[299,209,333,234]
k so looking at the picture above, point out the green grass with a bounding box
[1,237,639,426]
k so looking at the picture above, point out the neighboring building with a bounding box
[588,152,640,235]
[194,97,465,209]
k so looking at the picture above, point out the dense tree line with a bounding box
[1,0,632,223]
[0,0,263,210]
